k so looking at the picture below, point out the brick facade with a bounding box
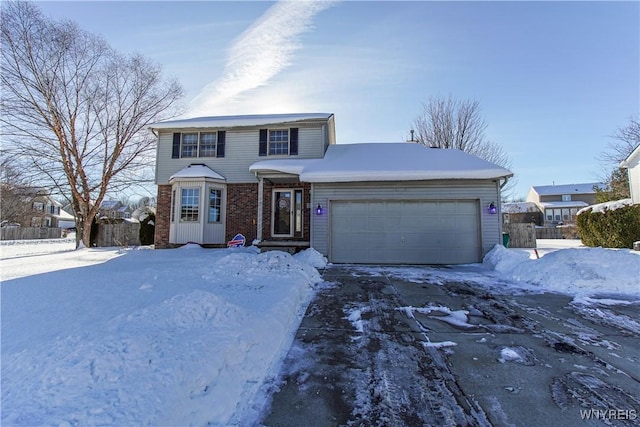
[154,184,172,249]
[225,183,259,243]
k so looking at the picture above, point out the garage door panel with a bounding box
[330,200,480,264]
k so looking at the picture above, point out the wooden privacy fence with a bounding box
[94,222,140,247]
[535,225,580,240]
[502,223,537,248]
[1,227,62,241]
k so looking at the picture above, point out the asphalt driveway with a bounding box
[260,265,640,426]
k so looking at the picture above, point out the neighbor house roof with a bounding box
[250,143,513,183]
[100,200,121,209]
[149,113,333,130]
[531,182,602,196]
[169,164,225,181]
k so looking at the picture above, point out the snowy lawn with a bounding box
[1,242,325,426]
[1,237,639,426]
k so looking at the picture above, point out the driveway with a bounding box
[261,265,640,426]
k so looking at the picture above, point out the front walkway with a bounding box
[261,265,640,426]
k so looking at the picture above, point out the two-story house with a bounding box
[150,113,513,264]
[527,182,603,225]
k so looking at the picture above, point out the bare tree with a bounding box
[599,116,639,167]
[595,115,639,201]
[413,96,514,197]
[1,2,183,247]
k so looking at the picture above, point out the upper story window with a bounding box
[562,194,571,201]
[172,131,225,159]
[181,133,199,158]
[269,129,289,155]
[259,128,298,157]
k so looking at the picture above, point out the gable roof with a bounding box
[250,143,513,183]
[531,182,603,196]
[149,113,333,130]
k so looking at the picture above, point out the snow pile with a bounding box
[483,244,640,298]
[1,245,322,426]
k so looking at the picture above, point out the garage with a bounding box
[330,200,481,264]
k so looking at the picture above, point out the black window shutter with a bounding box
[259,129,268,156]
[172,133,181,158]
[289,128,298,155]
[216,131,225,157]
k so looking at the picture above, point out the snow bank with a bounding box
[1,246,323,426]
[483,244,640,298]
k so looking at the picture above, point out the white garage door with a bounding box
[330,200,480,264]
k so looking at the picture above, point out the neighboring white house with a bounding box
[621,144,640,204]
[150,113,513,264]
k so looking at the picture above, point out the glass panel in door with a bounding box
[274,190,292,236]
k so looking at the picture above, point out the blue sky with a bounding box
[35,1,639,199]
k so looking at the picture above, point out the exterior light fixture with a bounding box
[488,202,497,215]
[316,204,323,215]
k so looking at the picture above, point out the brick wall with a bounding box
[154,184,172,249]
[226,183,259,243]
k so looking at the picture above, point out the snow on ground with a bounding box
[1,241,324,426]
[1,237,638,425]
[483,239,640,300]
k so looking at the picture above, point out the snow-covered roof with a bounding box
[149,113,333,130]
[502,202,539,213]
[169,164,225,181]
[539,201,589,209]
[250,143,513,183]
[531,183,602,196]
[53,209,75,220]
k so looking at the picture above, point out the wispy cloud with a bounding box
[188,0,336,116]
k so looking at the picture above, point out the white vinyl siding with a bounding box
[169,179,226,245]
[155,124,329,185]
[311,180,501,264]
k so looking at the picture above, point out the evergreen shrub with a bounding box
[577,204,640,248]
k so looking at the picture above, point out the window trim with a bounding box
[208,188,222,223]
[177,132,220,158]
[180,187,200,222]
[271,188,303,238]
[268,129,290,156]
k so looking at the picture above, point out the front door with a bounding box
[273,190,293,236]
[272,189,303,237]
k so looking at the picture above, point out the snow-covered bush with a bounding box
[139,212,155,245]
[577,201,640,248]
